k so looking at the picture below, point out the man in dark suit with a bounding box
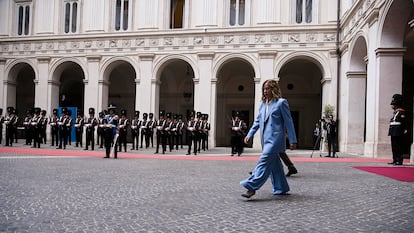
[84,108,98,151]
[324,115,337,158]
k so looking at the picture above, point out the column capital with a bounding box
[197,52,215,60]
[258,51,277,59]
[86,55,102,62]
[139,54,155,61]
[375,48,406,57]
[37,56,51,63]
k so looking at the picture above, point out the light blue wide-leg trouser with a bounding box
[240,151,290,194]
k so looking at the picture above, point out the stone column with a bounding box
[197,52,214,146]
[137,54,155,114]
[344,71,366,154]
[85,55,101,113]
[36,57,50,110]
[0,58,6,108]
[371,48,406,158]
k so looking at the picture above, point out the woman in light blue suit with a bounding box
[240,79,297,198]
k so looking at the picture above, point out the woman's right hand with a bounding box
[244,136,250,144]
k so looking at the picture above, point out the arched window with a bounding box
[115,0,130,31]
[64,0,79,33]
[17,3,31,36]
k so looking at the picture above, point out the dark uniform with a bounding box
[49,109,59,146]
[84,108,98,150]
[74,111,84,147]
[231,112,246,156]
[97,111,105,148]
[176,115,185,149]
[388,94,408,165]
[40,110,48,144]
[148,113,155,147]
[164,112,173,152]
[0,108,4,144]
[118,109,129,153]
[130,111,141,150]
[186,111,198,155]
[5,107,18,146]
[170,114,179,150]
[324,115,337,158]
[200,114,210,151]
[30,108,42,148]
[66,110,73,145]
[140,113,150,148]
[23,109,33,145]
[155,110,167,154]
[57,108,69,149]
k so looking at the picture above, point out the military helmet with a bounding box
[41,110,47,116]
[135,111,140,117]
[149,113,154,118]
[89,107,95,115]
[391,94,403,107]
[7,106,14,113]
[53,108,58,115]
[121,109,127,116]
[143,113,148,119]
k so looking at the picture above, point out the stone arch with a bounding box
[153,54,198,82]
[213,53,259,81]
[275,51,329,80]
[100,56,139,83]
[50,57,87,83]
[214,55,256,147]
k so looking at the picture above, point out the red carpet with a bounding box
[354,166,414,182]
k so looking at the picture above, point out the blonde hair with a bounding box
[261,79,282,102]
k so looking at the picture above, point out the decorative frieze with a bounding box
[0,30,337,57]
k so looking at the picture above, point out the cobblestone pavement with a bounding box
[0,143,413,232]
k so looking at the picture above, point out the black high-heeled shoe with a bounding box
[241,190,256,198]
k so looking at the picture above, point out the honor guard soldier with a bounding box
[84,108,98,150]
[165,112,173,152]
[201,114,210,151]
[170,114,179,150]
[66,110,73,145]
[97,111,105,148]
[23,109,33,145]
[30,107,42,148]
[57,108,69,149]
[130,111,141,150]
[155,110,167,154]
[195,112,203,154]
[140,113,150,148]
[104,105,119,158]
[177,114,185,149]
[40,110,48,144]
[118,109,129,153]
[0,108,4,144]
[323,115,337,158]
[74,110,84,148]
[388,94,408,165]
[148,113,155,148]
[231,111,246,156]
[5,107,18,147]
[49,109,59,147]
[186,111,198,155]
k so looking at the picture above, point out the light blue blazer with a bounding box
[247,98,297,154]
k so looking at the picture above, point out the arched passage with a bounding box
[106,61,136,118]
[8,62,36,115]
[54,61,85,110]
[216,58,255,147]
[278,58,323,149]
[158,59,194,118]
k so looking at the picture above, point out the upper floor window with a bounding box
[64,0,79,33]
[229,0,250,26]
[115,0,130,31]
[170,0,185,29]
[16,2,31,36]
[294,0,317,24]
